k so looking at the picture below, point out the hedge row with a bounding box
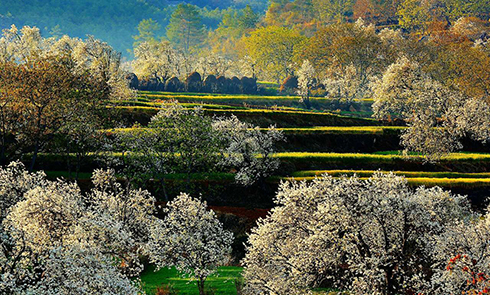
[114,106,381,128]
[127,72,258,95]
[139,91,374,113]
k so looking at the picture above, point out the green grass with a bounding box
[274,152,490,162]
[140,266,242,295]
[272,126,403,134]
[287,170,490,188]
[136,92,374,110]
[139,91,306,101]
[139,266,336,295]
[292,170,490,178]
[104,126,403,136]
[113,105,379,128]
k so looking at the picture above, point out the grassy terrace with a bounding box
[273,152,490,162]
[134,91,374,116]
[286,170,490,188]
[138,91,373,102]
[106,126,404,135]
[115,105,380,127]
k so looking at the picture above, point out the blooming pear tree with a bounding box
[372,56,490,158]
[297,59,316,109]
[429,206,490,294]
[0,162,157,293]
[132,40,178,83]
[147,193,233,295]
[242,173,469,295]
[212,115,285,186]
[119,101,284,187]
[23,246,142,295]
[323,63,376,102]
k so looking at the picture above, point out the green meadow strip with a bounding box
[137,91,373,104]
[292,170,490,178]
[273,152,490,162]
[112,105,378,121]
[281,175,490,188]
[104,126,404,135]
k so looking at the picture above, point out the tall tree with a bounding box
[243,26,306,82]
[0,56,104,170]
[166,4,206,53]
[243,173,469,295]
[312,0,356,24]
[133,18,161,48]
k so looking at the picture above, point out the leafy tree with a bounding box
[147,193,233,295]
[133,18,161,47]
[243,26,306,82]
[238,5,259,30]
[0,56,103,170]
[243,173,469,295]
[396,0,430,32]
[166,4,206,53]
[312,0,356,24]
[302,20,390,101]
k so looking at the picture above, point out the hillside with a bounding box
[0,0,268,54]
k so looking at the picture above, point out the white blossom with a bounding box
[242,173,469,295]
[147,193,233,295]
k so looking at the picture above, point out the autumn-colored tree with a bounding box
[302,20,391,99]
[312,0,355,24]
[0,56,104,170]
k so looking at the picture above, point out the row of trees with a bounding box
[130,70,258,94]
[0,162,233,295]
[2,162,489,294]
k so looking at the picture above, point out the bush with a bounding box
[279,75,298,95]
[186,72,202,92]
[125,73,139,89]
[203,74,218,93]
[240,77,257,94]
[165,77,182,92]
[139,77,165,91]
[230,76,241,94]
[216,76,227,93]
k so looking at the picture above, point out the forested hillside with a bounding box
[0,0,268,54]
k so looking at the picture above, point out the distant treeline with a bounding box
[128,72,258,94]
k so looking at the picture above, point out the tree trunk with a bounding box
[198,278,205,295]
[29,139,40,172]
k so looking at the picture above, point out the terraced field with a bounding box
[38,91,490,295]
